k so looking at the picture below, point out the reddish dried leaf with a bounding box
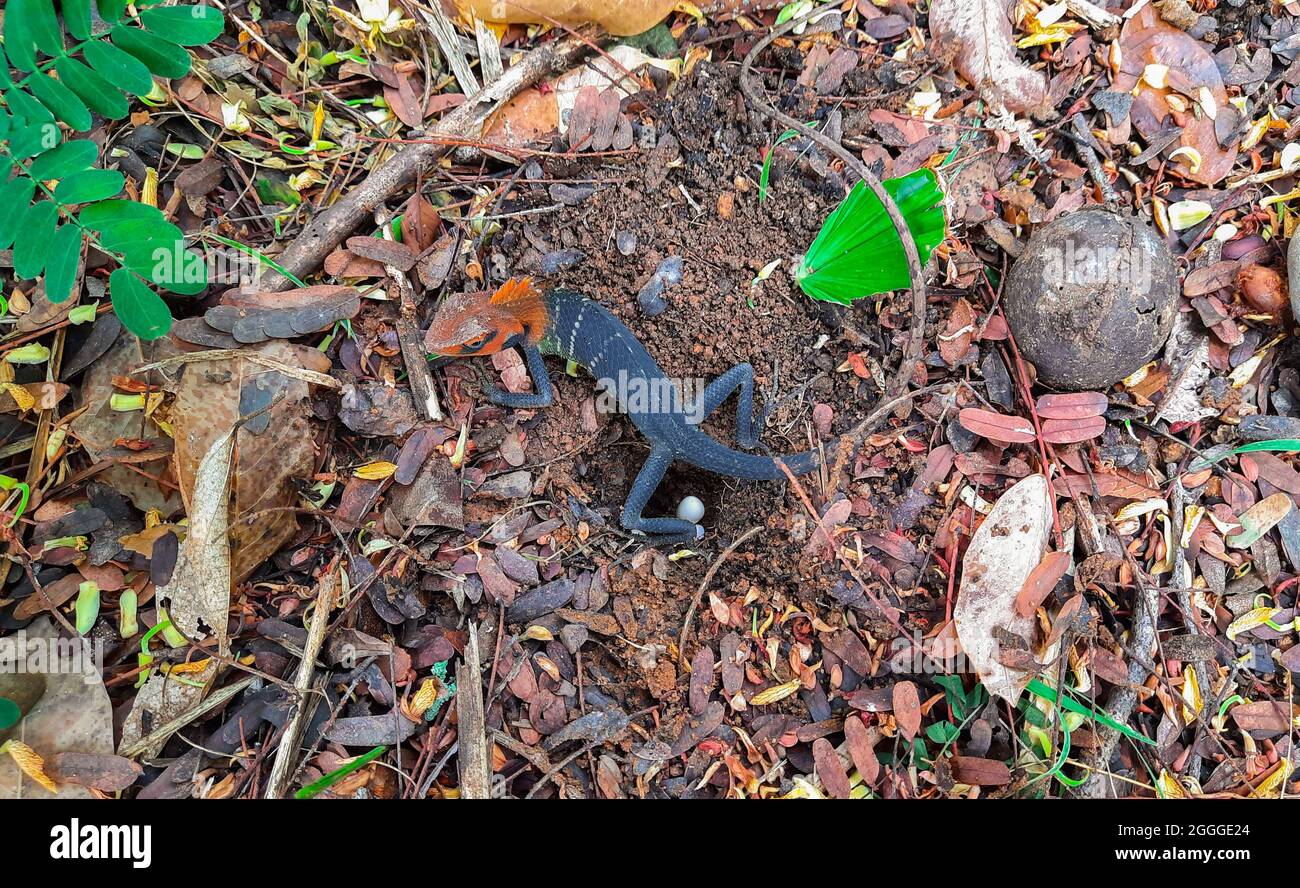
[939,297,977,367]
[1014,550,1071,617]
[958,408,1036,443]
[812,738,851,799]
[1041,415,1106,444]
[345,236,416,271]
[1034,391,1108,419]
[1231,701,1298,735]
[1240,452,1300,496]
[844,717,881,785]
[951,755,1012,786]
[893,680,921,742]
[1113,5,1237,185]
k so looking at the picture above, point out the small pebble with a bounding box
[676,496,705,523]
[638,277,668,316]
[616,231,638,256]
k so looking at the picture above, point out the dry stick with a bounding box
[265,569,339,799]
[456,621,493,799]
[739,2,928,439]
[257,31,600,292]
[379,208,443,420]
[678,525,764,658]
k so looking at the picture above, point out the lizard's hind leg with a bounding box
[620,445,703,543]
[689,362,769,449]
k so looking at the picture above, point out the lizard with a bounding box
[425,278,832,544]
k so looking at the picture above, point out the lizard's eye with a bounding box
[461,333,489,352]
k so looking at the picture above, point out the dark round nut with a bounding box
[1004,206,1178,390]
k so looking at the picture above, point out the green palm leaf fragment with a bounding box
[796,167,947,305]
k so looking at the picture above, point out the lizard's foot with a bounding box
[626,520,704,547]
[484,385,552,409]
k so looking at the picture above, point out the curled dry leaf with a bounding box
[169,342,326,582]
[1015,550,1072,617]
[955,474,1052,704]
[930,0,1051,117]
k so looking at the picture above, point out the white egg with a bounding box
[676,495,705,523]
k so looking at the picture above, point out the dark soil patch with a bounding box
[478,62,936,715]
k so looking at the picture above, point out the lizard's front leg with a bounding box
[484,343,553,409]
[620,445,703,544]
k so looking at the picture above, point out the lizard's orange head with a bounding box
[425,277,547,357]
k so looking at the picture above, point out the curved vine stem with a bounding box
[738,2,931,446]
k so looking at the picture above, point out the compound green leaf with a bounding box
[13,200,60,280]
[28,71,94,131]
[44,222,86,303]
[138,5,226,46]
[0,178,38,249]
[55,168,126,204]
[28,138,99,179]
[83,39,155,96]
[111,25,193,79]
[56,57,131,120]
[62,0,95,41]
[109,267,172,340]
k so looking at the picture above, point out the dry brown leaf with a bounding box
[1112,4,1237,185]
[930,0,1051,117]
[169,343,325,582]
[955,474,1052,704]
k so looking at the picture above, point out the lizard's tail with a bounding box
[681,433,837,481]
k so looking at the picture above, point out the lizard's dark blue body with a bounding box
[485,288,828,543]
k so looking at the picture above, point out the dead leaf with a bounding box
[1113,4,1237,185]
[930,0,1051,117]
[169,342,325,582]
[955,474,1052,704]
[893,680,921,741]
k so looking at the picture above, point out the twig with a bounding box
[258,30,600,291]
[456,622,493,799]
[678,526,763,657]
[379,207,444,420]
[265,570,339,799]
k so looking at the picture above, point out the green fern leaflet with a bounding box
[2,0,225,339]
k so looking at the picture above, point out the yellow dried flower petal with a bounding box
[4,740,57,793]
[749,678,802,706]
[354,461,397,480]
[1226,606,1277,641]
